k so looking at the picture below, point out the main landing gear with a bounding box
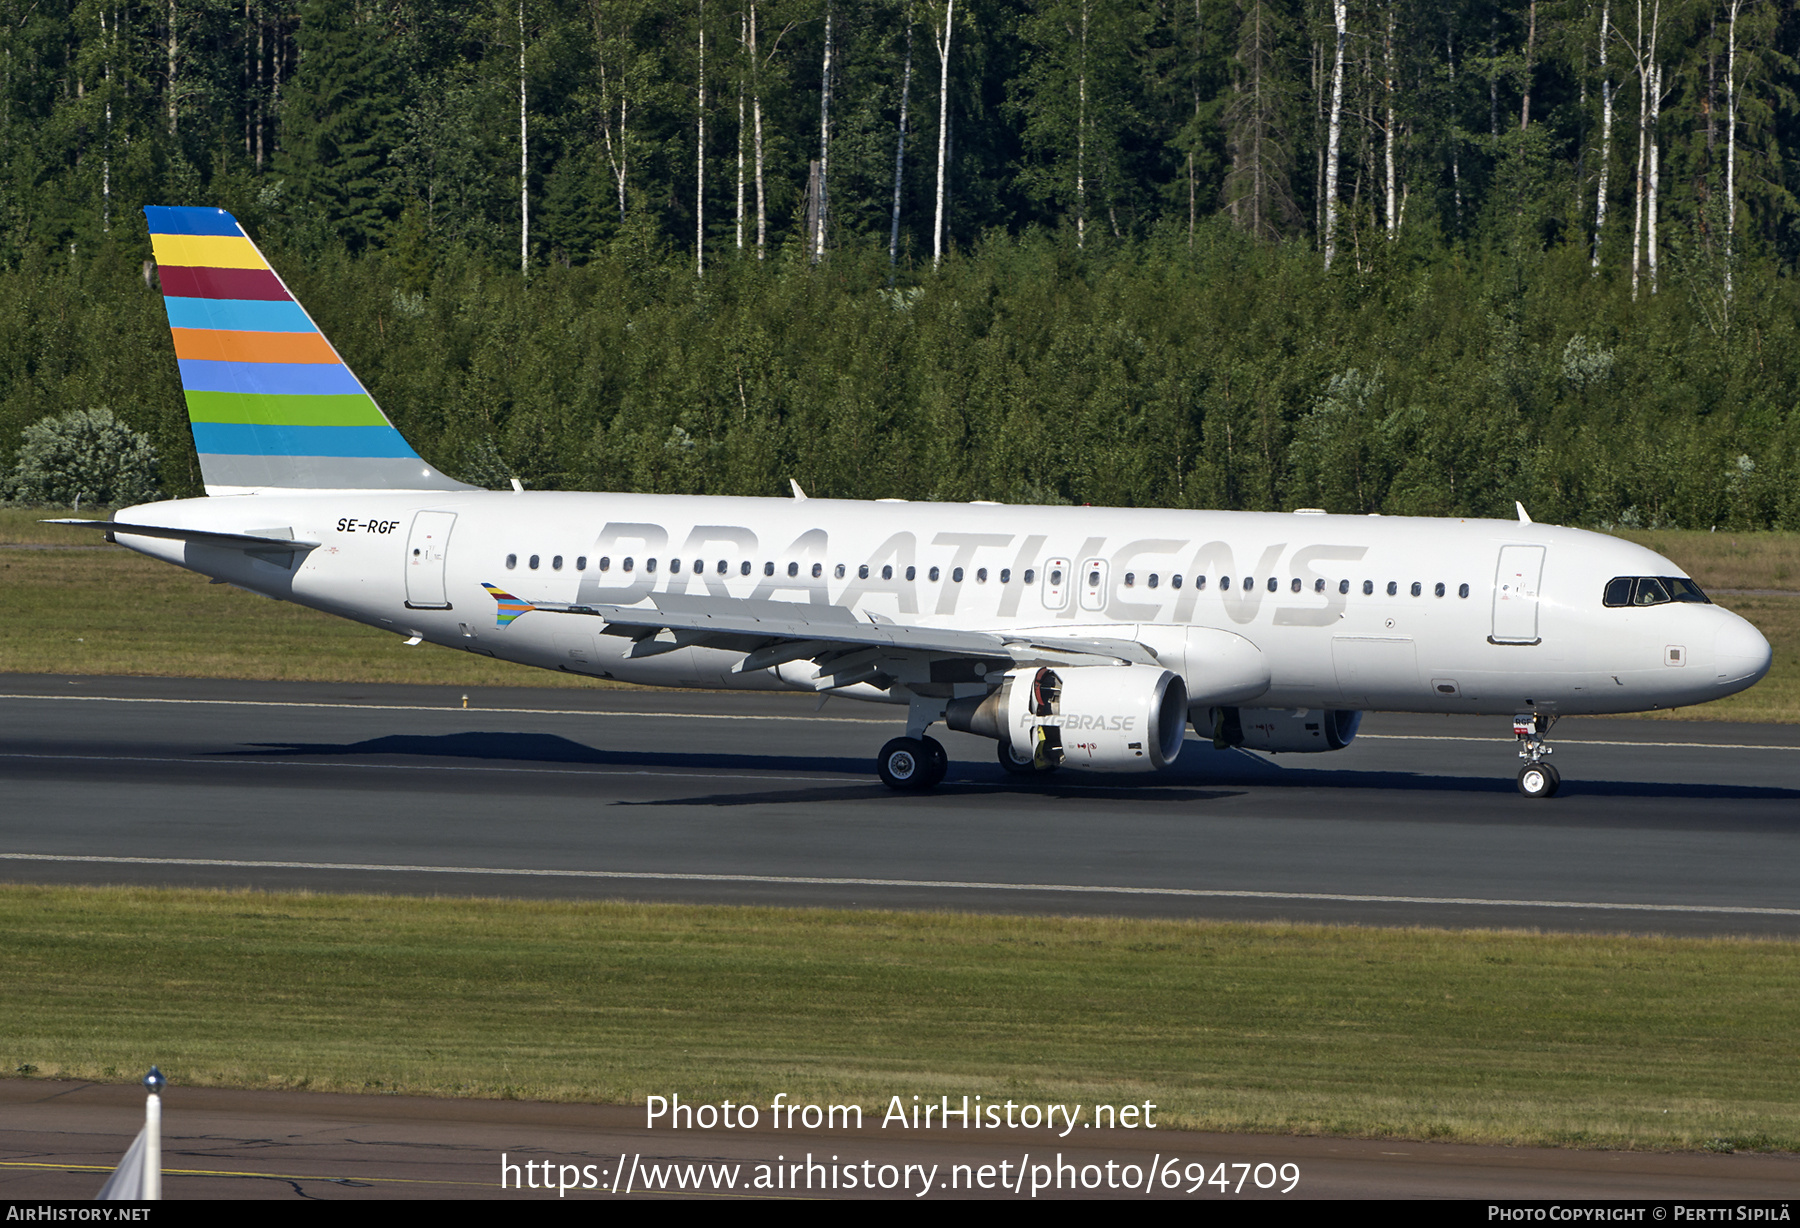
[1513,712,1561,798]
[877,735,947,791]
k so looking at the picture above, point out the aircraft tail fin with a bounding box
[144,205,474,496]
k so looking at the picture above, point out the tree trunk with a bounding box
[931,0,954,269]
[520,0,529,276]
[889,10,913,271]
[1594,0,1611,271]
[1648,59,1661,294]
[696,0,705,278]
[1630,0,1646,300]
[1075,0,1088,248]
[751,1,765,258]
[166,0,177,136]
[1383,2,1395,237]
[1725,0,1738,301]
[735,13,745,250]
[101,7,111,231]
[814,7,831,262]
[1519,0,1536,129]
[1322,0,1346,269]
[592,0,630,222]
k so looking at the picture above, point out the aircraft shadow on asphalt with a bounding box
[219,731,1800,809]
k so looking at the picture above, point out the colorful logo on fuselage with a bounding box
[482,583,533,627]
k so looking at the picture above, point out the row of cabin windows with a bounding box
[1109,571,1472,599]
[502,553,1036,584]
[499,553,1474,601]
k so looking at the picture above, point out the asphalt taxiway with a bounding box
[3,674,1797,935]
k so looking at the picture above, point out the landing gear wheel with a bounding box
[997,739,1055,776]
[919,736,948,788]
[1517,762,1561,799]
[878,737,939,791]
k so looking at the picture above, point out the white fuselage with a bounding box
[115,491,1772,719]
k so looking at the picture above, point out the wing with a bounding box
[509,590,1158,691]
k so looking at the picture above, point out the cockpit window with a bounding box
[1603,576,1713,608]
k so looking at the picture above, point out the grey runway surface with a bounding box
[2,673,1798,935]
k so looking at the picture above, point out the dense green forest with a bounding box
[2,0,1798,526]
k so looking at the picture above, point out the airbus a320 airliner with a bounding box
[54,207,1773,797]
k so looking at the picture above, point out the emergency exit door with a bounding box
[405,511,457,609]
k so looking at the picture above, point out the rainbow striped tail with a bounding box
[482,584,535,627]
[145,206,473,495]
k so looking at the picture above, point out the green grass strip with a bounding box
[183,390,386,427]
[2,885,1796,1151]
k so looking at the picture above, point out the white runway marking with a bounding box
[3,853,1796,918]
[4,693,1796,750]
[0,692,892,723]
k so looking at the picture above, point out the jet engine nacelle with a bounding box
[948,664,1188,772]
[1208,706,1362,753]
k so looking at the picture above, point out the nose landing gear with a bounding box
[1514,712,1560,798]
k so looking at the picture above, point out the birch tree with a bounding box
[1322,0,1346,269]
[890,5,913,270]
[813,4,831,262]
[696,0,706,277]
[1593,0,1612,270]
[927,0,954,269]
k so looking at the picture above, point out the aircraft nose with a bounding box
[1714,614,1772,687]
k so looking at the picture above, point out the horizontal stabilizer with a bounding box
[42,518,320,553]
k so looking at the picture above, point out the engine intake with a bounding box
[947,664,1188,772]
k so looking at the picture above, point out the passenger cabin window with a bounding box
[858,564,869,579]
[1410,582,1421,597]
[670,558,681,573]
[1024,569,1036,584]
[505,553,517,569]
[1434,582,1445,597]
[883,565,894,580]
[1123,572,1136,588]
[623,557,634,571]
[577,556,588,571]
[740,560,752,576]
[954,567,966,583]
[1220,576,1231,591]
[1000,568,1011,583]
[975,568,987,583]
[930,566,941,581]
[718,560,729,574]
[907,566,918,581]
[1459,583,1470,598]
[1196,576,1207,591]
[836,564,847,579]
[529,554,540,570]
[1362,580,1374,596]
[788,562,800,577]
[763,562,774,576]
[1386,581,1398,596]
[552,555,563,570]
[645,558,656,573]
[1291,578,1302,593]
[1045,569,1058,586]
